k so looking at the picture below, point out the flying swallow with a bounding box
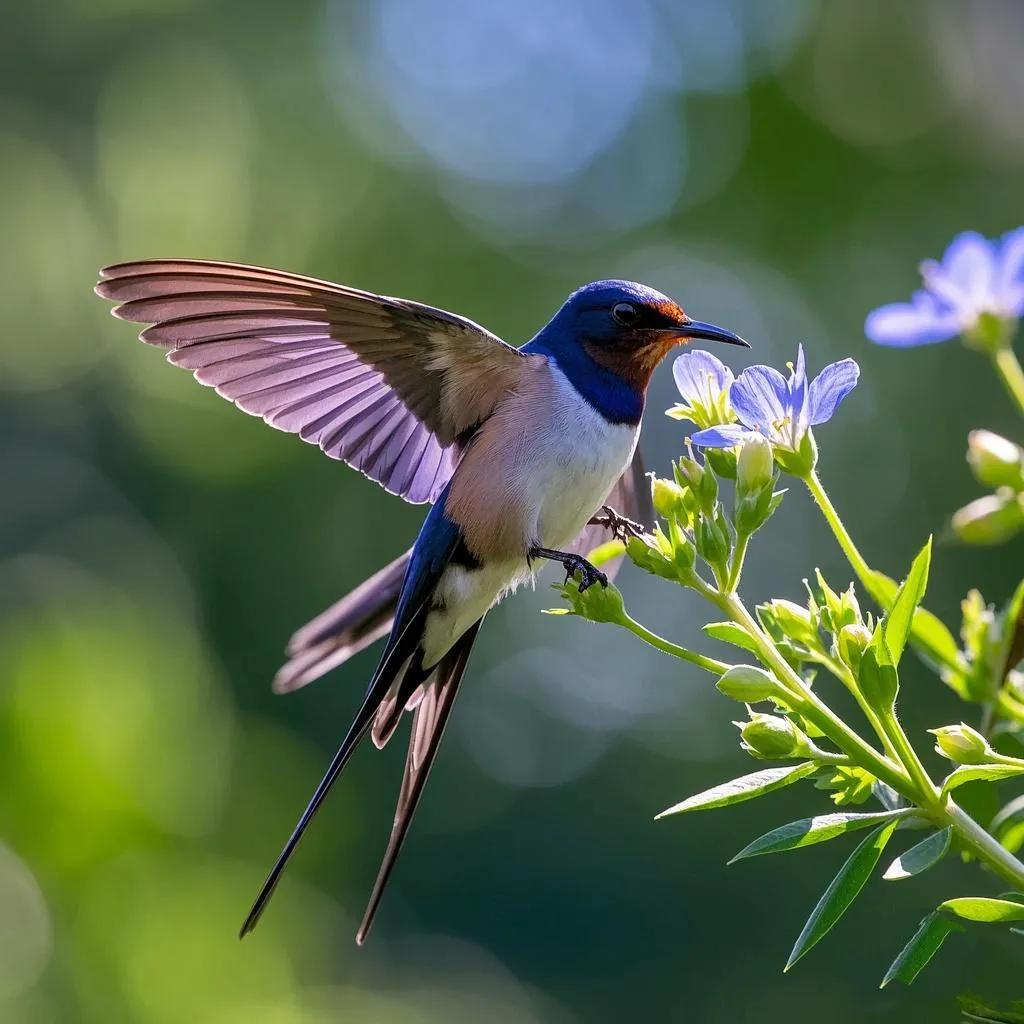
[95,260,747,942]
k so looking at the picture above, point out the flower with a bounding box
[865,228,1024,348]
[668,349,735,428]
[688,345,859,454]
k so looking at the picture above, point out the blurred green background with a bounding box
[3,1,1024,1020]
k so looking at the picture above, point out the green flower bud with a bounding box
[815,570,862,631]
[857,644,899,711]
[761,599,819,647]
[667,519,696,572]
[740,713,807,759]
[676,455,717,514]
[563,579,626,624]
[651,477,690,524]
[929,722,994,765]
[967,430,1024,490]
[837,623,872,676]
[626,535,678,582]
[737,434,774,496]
[716,665,786,703]
[705,448,737,479]
[695,509,730,566]
[952,493,1024,546]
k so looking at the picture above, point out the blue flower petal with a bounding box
[808,359,860,426]
[864,293,960,347]
[789,344,809,433]
[672,349,733,405]
[996,226,1024,316]
[939,231,997,304]
[729,365,789,431]
[689,424,756,449]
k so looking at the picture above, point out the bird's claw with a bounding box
[592,505,645,543]
[563,554,608,592]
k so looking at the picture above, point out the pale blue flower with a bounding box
[866,228,1024,347]
[690,345,859,451]
[668,349,735,429]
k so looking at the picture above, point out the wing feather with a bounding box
[97,259,532,503]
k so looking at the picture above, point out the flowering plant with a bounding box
[554,229,1024,992]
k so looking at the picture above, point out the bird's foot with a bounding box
[562,554,608,592]
[590,504,645,542]
[528,546,608,592]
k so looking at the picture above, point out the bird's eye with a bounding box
[612,302,638,326]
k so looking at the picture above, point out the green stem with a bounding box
[876,709,941,809]
[619,613,729,675]
[992,346,1024,418]
[709,587,913,798]
[725,532,750,593]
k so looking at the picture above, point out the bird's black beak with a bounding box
[673,320,750,348]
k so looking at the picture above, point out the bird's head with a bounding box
[543,279,748,393]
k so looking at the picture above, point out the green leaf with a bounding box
[998,578,1024,682]
[940,763,1024,797]
[729,809,909,863]
[656,762,817,818]
[885,538,932,665]
[703,621,761,657]
[940,897,1024,923]
[880,912,961,987]
[866,569,962,674]
[883,827,952,881]
[785,818,900,970]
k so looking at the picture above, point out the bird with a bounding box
[94,259,747,944]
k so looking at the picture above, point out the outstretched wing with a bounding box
[96,259,531,503]
[569,449,652,580]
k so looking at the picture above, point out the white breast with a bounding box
[530,365,639,549]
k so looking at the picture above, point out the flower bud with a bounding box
[929,722,994,765]
[695,509,730,566]
[676,455,717,514]
[667,520,696,572]
[563,579,626,624]
[651,477,689,524]
[952,493,1024,546]
[761,599,819,647]
[705,448,737,479]
[626,535,678,582]
[737,435,774,495]
[740,714,807,759]
[773,429,818,477]
[837,623,872,676]
[857,644,899,711]
[967,430,1024,490]
[716,665,786,703]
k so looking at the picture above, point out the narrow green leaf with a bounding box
[940,897,1024,923]
[866,569,962,672]
[729,809,908,863]
[998,578,1024,682]
[785,818,900,970]
[883,827,952,881]
[656,762,817,818]
[880,912,961,987]
[703,621,761,657]
[885,538,932,665]
[940,763,1024,797]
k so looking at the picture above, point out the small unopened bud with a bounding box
[651,477,689,524]
[857,645,899,711]
[967,430,1024,490]
[695,509,730,566]
[667,520,696,572]
[930,722,993,765]
[837,623,872,676]
[740,714,808,759]
[952,493,1024,546]
[716,665,786,703]
[563,579,626,624]
[737,435,774,495]
[626,535,678,582]
[762,599,819,647]
[676,455,717,513]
